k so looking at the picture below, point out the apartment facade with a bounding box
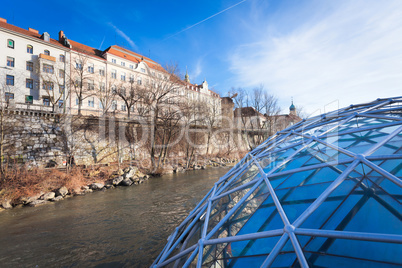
[0,17,221,118]
[0,18,70,112]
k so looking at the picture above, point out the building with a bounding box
[0,17,221,118]
[0,18,70,112]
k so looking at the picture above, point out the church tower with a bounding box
[184,67,190,83]
[289,98,296,116]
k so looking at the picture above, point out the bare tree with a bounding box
[35,57,69,113]
[96,78,116,116]
[70,53,95,115]
[141,63,183,173]
[203,96,221,155]
[115,76,143,119]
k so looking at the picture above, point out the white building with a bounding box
[0,17,221,119]
[0,18,70,112]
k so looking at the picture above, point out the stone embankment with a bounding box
[0,166,149,210]
[0,156,241,211]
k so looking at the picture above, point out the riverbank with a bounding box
[0,155,243,211]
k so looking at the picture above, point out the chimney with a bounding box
[59,30,64,42]
[28,28,39,34]
[0,17,7,23]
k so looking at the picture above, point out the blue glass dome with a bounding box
[153,97,402,267]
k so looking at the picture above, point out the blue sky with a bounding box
[2,0,402,115]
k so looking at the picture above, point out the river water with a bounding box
[0,167,231,268]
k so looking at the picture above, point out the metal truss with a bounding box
[153,97,402,268]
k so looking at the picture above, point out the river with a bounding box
[0,167,231,268]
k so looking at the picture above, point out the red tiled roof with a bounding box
[0,20,66,49]
[69,39,105,60]
[104,45,164,71]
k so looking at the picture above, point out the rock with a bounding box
[90,183,104,190]
[120,178,133,186]
[71,187,83,196]
[117,169,124,176]
[144,175,150,180]
[82,186,90,191]
[201,165,206,170]
[83,188,93,194]
[1,200,12,209]
[56,186,68,197]
[113,176,124,186]
[136,170,146,178]
[51,196,64,202]
[104,184,114,189]
[124,167,137,179]
[28,200,49,207]
[22,192,44,204]
[42,192,55,200]
[163,165,174,174]
[194,165,201,170]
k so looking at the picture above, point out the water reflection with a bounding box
[0,167,230,268]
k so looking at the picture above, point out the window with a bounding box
[137,77,142,85]
[130,64,133,69]
[76,61,82,70]
[27,45,33,54]
[141,68,146,73]
[43,97,50,106]
[59,69,65,79]
[111,85,117,94]
[121,72,126,81]
[129,74,134,82]
[121,104,126,111]
[7,39,14,49]
[25,95,33,104]
[100,82,105,92]
[26,61,33,71]
[58,100,64,108]
[99,102,103,109]
[76,98,79,105]
[43,81,54,91]
[75,79,82,87]
[111,59,116,64]
[88,98,94,107]
[87,80,94,90]
[7,57,14,67]
[120,87,126,96]
[59,54,65,62]
[99,67,105,76]
[111,69,117,79]
[59,85,65,94]
[121,62,125,67]
[43,64,54,73]
[5,92,14,101]
[44,50,50,56]
[112,101,117,110]
[6,75,14,86]
[26,79,33,89]
[88,63,94,73]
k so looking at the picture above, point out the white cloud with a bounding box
[229,0,402,115]
[190,58,203,81]
[109,23,138,51]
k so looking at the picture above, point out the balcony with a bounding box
[39,53,56,62]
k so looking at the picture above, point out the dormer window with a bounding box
[141,68,146,73]
[44,50,50,56]
[7,39,14,49]
[27,45,33,54]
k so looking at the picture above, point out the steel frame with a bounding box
[153,97,402,268]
